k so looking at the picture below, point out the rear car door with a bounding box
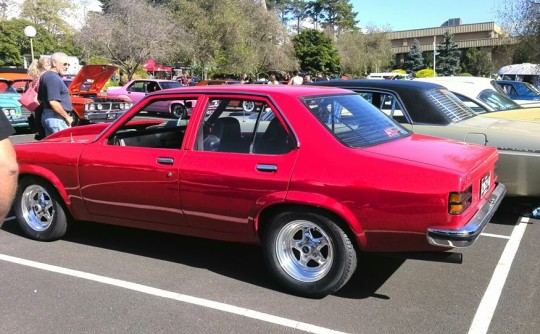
[179,95,298,236]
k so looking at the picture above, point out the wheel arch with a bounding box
[17,168,72,210]
[255,202,366,252]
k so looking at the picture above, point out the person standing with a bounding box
[288,71,303,85]
[39,52,73,136]
[267,75,280,85]
[0,113,18,224]
[28,57,51,139]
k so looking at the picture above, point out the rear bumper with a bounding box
[427,183,506,247]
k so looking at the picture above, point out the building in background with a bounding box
[389,18,515,72]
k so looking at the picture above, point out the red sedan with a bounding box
[13,85,505,297]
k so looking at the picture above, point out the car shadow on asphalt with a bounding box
[1,218,404,300]
[490,196,540,225]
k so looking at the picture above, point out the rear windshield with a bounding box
[301,94,409,148]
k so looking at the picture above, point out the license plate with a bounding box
[480,172,491,198]
[106,113,117,120]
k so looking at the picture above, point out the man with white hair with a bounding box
[38,52,74,136]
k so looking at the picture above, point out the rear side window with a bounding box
[428,89,477,122]
[301,94,409,148]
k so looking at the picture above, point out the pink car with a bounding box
[13,85,505,297]
[107,79,192,118]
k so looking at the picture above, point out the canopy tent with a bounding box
[143,59,172,72]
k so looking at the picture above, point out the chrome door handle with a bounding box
[256,164,278,172]
[157,157,174,165]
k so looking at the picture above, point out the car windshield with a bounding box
[160,81,182,90]
[301,94,409,148]
[478,89,522,111]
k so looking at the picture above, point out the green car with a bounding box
[0,78,30,128]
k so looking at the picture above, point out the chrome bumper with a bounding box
[427,183,506,247]
[84,110,125,123]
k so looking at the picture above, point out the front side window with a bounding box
[301,94,409,148]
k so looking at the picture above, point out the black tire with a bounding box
[263,211,357,298]
[14,177,69,241]
[171,104,187,119]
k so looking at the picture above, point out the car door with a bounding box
[179,95,298,236]
[125,81,147,103]
[77,96,196,227]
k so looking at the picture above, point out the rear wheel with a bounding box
[263,211,357,298]
[171,104,187,119]
[14,177,68,241]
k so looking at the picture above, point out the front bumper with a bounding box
[427,183,506,247]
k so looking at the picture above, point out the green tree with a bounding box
[316,0,358,36]
[292,28,340,75]
[404,39,424,73]
[286,0,310,34]
[0,18,59,66]
[335,27,393,77]
[463,48,493,77]
[436,30,461,76]
[20,0,74,36]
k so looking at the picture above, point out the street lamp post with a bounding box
[24,25,37,64]
[433,36,436,76]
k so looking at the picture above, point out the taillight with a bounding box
[448,187,472,215]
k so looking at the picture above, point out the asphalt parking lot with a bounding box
[1,192,538,334]
[3,132,540,333]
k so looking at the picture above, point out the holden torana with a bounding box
[13,85,505,297]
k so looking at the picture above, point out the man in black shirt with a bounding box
[0,113,18,223]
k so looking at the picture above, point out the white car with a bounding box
[415,76,540,112]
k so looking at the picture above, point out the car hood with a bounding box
[1,92,21,106]
[363,134,495,174]
[69,65,117,95]
[414,116,540,152]
[41,122,111,143]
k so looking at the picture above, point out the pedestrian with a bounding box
[268,75,280,85]
[240,74,249,84]
[303,75,313,84]
[0,112,18,224]
[38,52,73,137]
[288,71,303,85]
[27,57,51,140]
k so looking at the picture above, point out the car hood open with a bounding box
[68,65,117,95]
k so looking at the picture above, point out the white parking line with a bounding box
[0,253,347,334]
[480,232,511,240]
[468,217,529,334]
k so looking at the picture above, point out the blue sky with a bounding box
[351,0,500,31]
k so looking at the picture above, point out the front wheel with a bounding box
[263,211,357,298]
[171,104,187,119]
[14,177,69,241]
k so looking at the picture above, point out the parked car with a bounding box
[308,79,540,196]
[106,79,191,118]
[417,76,540,107]
[13,85,505,297]
[496,80,540,102]
[63,65,133,125]
[0,78,30,129]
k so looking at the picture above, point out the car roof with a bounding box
[146,83,351,96]
[306,78,447,91]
